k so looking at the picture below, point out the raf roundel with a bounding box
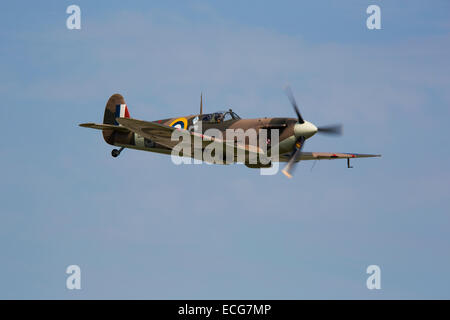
[169,117,188,130]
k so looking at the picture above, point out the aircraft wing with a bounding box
[116,117,265,156]
[278,152,381,162]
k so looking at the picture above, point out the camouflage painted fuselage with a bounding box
[102,94,299,158]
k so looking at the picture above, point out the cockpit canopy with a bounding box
[200,109,240,123]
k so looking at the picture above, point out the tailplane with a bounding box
[79,93,133,155]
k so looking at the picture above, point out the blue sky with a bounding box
[1,0,449,299]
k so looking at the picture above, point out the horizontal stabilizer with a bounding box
[79,122,130,132]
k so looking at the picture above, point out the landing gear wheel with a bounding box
[111,147,124,158]
[111,149,120,157]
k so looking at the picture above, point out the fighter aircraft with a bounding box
[79,87,380,177]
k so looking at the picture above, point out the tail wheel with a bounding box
[111,147,124,158]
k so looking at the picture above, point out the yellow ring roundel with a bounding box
[169,117,188,129]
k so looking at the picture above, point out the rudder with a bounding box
[102,94,131,145]
[103,94,130,125]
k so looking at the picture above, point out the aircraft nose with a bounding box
[294,121,318,138]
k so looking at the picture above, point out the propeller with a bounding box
[317,124,342,136]
[282,85,343,178]
[282,85,306,178]
[281,136,305,178]
[284,85,304,124]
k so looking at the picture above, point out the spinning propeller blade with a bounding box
[317,124,342,136]
[282,136,305,178]
[284,85,304,124]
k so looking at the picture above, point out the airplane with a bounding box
[79,87,380,177]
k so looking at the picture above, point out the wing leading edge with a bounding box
[279,152,381,162]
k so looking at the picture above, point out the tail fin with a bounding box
[102,94,131,145]
[103,93,130,125]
